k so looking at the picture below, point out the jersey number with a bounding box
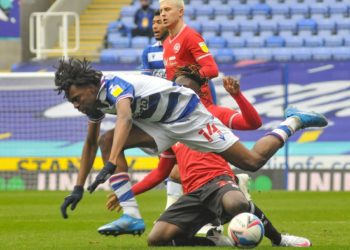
[198,123,224,142]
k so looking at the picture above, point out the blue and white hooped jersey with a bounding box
[96,73,200,123]
[141,41,166,79]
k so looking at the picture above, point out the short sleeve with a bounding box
[141,47,152,75]
[105,77,135,105]
[186,30,212,62]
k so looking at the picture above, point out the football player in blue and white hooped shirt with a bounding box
[141,10,167,78]
[56,58,327,239]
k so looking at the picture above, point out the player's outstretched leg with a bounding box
[273,234,312,247]
[98,214,145,236]
[98,173,145,236]
[285,107,328,129]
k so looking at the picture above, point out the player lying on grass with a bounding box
[104,140,312,247]
[98,72,311,247]
[56,58,327,237]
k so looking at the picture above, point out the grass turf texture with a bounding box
[0,190,349,249]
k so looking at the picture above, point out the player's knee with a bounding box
[98,131,113,153]
[147,233,169,246]
[223,191,250,216]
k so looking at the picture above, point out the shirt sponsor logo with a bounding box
[199,42,209,53]
[173,43,181,53]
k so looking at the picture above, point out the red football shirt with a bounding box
[167,144,234,194]
[162,24,219,107]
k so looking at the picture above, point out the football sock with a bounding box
[171,237,215,246]
[109,173,141,219]
[165,178,183,209]
[249,201,282,245]
[265,117,300,143]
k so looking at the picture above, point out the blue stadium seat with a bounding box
[208,0,224,7]
[284,35,304,47]
[289,3,309,16]
[214,15,232,23]
[207,37,227,48]
[344,37,350,46]
[186,20,202,33]
[324,36,343,47]
[120,6,138,17]
[292,48,312,60]
[121,16,135,29]
[336,18,350,30]
[202,31,217,40]
[304,36,323,47]
[252,3,271,16]
[221,21,240,33]
[332,47,350,60]
[272,48,293,61]
[226,36,245,48]
[184,6,196,19]
[215,49,235,63]
[259,19,278,32]
[107,21,124,33]
[214,5,233,17]
[131,37,150,49]
[239,31,256,40]
[252,48,273,61]
[309,3,329,15]
[201,20,221,32]
[246,36,265,47]
[233,5,252,16]
[297,19,317,31]
[100,49,119,63]
[266,35,285,47]
[329,2,349,15]
[233,48,254,60]
[278,19,297,32]
[311,47,332,60]
[117,49,140,64]
[196,5,214,18]
[239,19,259,33]
[317,19,336,31]
[108,35,130,48]
[270,4,290,16]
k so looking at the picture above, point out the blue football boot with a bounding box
[98,214,145,236]
[285,107,328,129]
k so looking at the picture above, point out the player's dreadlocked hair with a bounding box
[54,58,102,98]
[174,64,208,86]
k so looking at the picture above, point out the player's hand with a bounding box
[60,185,84,219]
[106,193,122,212]
[87,161,116,193]
[223,76,240,95]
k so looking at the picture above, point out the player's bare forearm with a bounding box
[108,98,133,166]
[76,122,100,186]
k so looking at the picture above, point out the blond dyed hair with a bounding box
[159,0,185,8]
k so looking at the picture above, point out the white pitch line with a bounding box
[307,64,334,74]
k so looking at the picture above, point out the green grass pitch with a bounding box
[0,190,349,249]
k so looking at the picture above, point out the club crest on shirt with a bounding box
[199,42,209,53]
[173,43,181,53]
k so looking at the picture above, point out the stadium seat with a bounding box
[208,0,225,7]
[317,19,336,31]
[289,3,310,16]
[278,19,297,32]
[100,49,119,63]
[120,6,138,18]
[239,19,259,33]
[184,5,196,19]
[117,49,141,64]
[196,5,215,19]
[131,37,150,49]
[329,2,349,15]
[284,35,304,47]
[272,48,293,61]
[186,20,202,33]
[332,47,350,60]
[245,36,265,47]
[214,5,233,17]
[202,31,217,40]
[335,18,350,30]
[309,3,329,15]
[323,36,343,47]
[121,16,135,28]
[297,19,317,31]
[233,48,254,60]
[265,35,285,47]
[108,35,130,49]
[270,4,290,16]
[226,36,245,48]
[207,37,227,48]
[239,31,256,40]
[215,48,235,63]
[251,3,271,16]
[201,20,221,33]
[311,47,332,60]
[221,21,240,33]
[304,36,323,47]
[233,5,252,16]
[253,48,273,61]
[259,19,278,33]
[344,37,350,46]
[292,48,312,60]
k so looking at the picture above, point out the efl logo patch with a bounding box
[199,42,209,53]
[110,85,123,97]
